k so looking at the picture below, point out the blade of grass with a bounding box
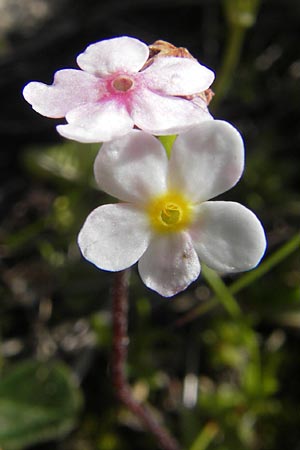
[230,232,300,294]
[176,233,300,327]
[189,422,219,450]
[201,264,241,318]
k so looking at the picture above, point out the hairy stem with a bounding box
[111,269,181,450]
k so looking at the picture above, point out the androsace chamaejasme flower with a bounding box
[23,36,215,143]
[78,121,267,297]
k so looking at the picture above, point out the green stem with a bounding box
[212,24,246,108]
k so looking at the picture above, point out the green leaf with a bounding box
[0,360,83,450]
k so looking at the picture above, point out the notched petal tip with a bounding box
[22,83,36,112]
[23,69,101,119]
[22,82,35,103]
[23,83,61,118]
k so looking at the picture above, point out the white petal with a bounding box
[78,203,151,271]
[143,56,215,95]
[94,130,168,203]
[57,101,134,142]
[190,201,267,273]
[132,88,213,135]
[23,69,101,118]
[192,95,213,118]
[138,232,200,297]
[168,120,245,202]
[77,36,149,76]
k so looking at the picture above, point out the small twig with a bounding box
[111,269,181,450]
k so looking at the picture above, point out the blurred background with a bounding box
[1,0,300,449]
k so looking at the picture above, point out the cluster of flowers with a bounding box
[23,36,266,297]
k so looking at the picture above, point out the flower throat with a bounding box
[147,191,193,233]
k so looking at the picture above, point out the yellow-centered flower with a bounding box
[78,122,266,297]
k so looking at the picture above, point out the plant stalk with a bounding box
[111,269,181,450]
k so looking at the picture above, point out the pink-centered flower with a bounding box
[22,36,215,143]
[78,121,267,297]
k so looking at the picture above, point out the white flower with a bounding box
[78,121,267,297]
[22,36,214,143]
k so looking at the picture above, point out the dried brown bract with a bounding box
[148,40,196,60]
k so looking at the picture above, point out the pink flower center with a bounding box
[112,75,134,92]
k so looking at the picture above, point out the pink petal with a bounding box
[189,201,267,273]
[94,130,168,203]
[132,88,213,135]
[57,101,134,142]
[168,120,244,202]
[22,69,101,118]
[78,203,151,271]
[138,232,200,297]
[77,36,149,76]
[143,56,215,95]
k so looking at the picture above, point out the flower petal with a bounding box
[77,36,149,76]
[23,69,101,118]
[132,89,213,135]
[94,130,168,203]
[78,203,151,271]
[190,201,267,273]
[168,120,244,202]
[57,101,134,142]
[138,232,200,297]
[191,95,213,117]
[143,56,215,95]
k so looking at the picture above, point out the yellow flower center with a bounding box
[146,191,193,233]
